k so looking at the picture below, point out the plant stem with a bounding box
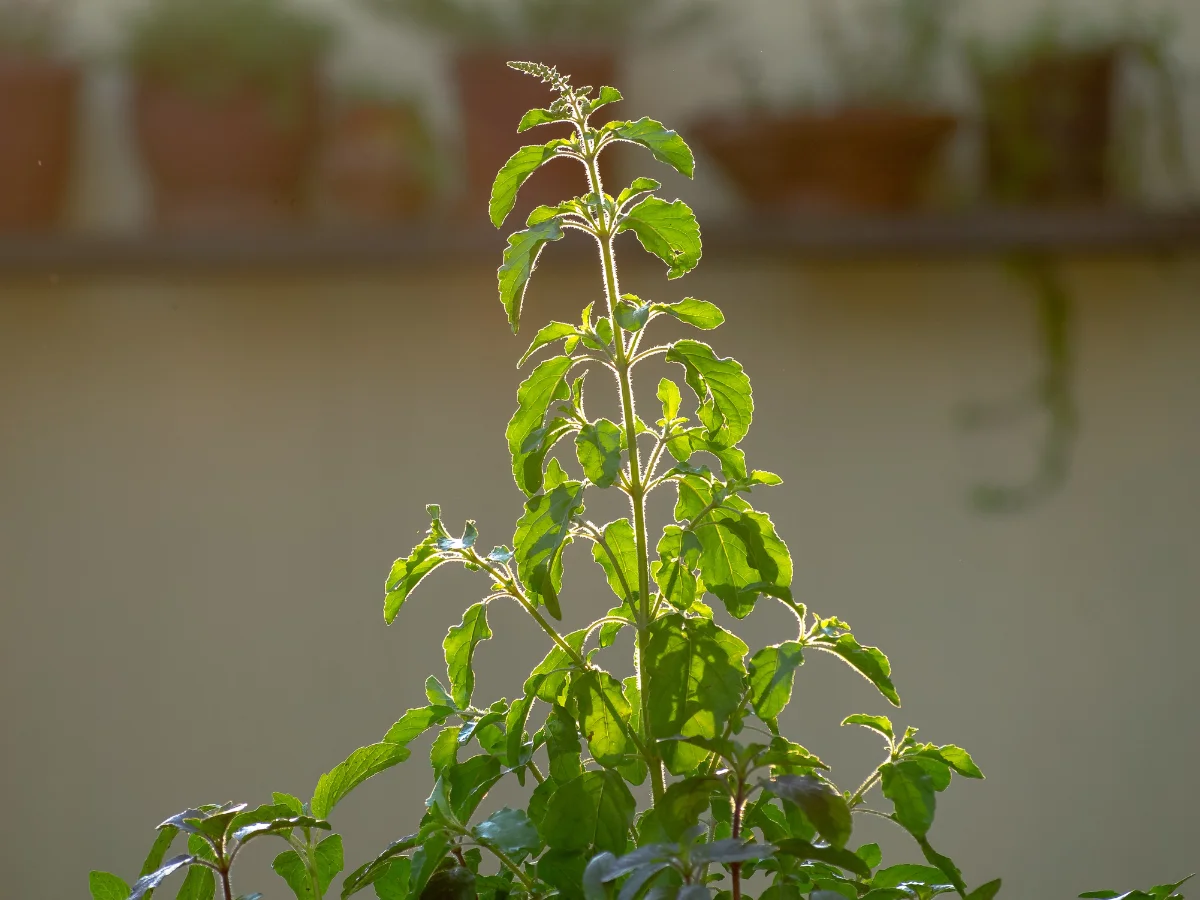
[730,777,748,900]
[471,834,539,894]
[218,867,235,900]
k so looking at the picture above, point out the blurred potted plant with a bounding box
[0,0,79,232]
[970,7,1187,206]
[125,0,334,229]
[694,0,960,214]
[374,0,712,223]
[316,87,437,225]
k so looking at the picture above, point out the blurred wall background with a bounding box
[2,1,1199,900]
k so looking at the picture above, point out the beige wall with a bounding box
[2,250,1198,898]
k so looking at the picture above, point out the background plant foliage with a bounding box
[89,62,1189,900]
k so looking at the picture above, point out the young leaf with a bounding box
[444,602,492,709]
[540,770,636,854]
[768,775,853,849]
[617,177,661,207]
[490,142,567,228]
[382,706,455,746]
[570,669,633,768]
[659,776,724,840]
[645,615,749,775]
[311,742,412,819]
[384,534,447,625]
[748,642,804,728]
[518,107,570,132]
[316,834,345,895]
[652,525,702,611]
[614,297,652,333]
[619,197,702,279]
[607,118,695,178]
[508,356,573,495]
[880,761,937,838]
[89,872,131,900]
[774,839,871,878]
[591,518,638,605]
[665,341,752,447]
[514,479,585,619]
[576,419,624,487]
[652,298,724,330]
[842,715,895,743]
[498,217,565,333]
[936,745,984,779]
[473,808,541,854]
[590,85,624,112]
[520,322,579,367]
[658,379,682,422]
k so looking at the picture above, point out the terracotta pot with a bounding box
[979,49,1116,206]
[317,102,433,224]
[0,56,78,232]
[693,108,957,214]
[452,46,615,226]
[133,71,321,229]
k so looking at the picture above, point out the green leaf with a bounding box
[665,340,752,447]
[968,880,1003,900]
[410,832,452,898]
[473,808,541,854]
[658,379,682,422]
[916,835,967,897]
[653,298,724,330]
[842,715,895,743]
[695,506,792,619]
[645,615,748,775]
[768,775,853,849]
[539,850,589,900]
[498,218,566,333]
[90,872,131,900]
[514,479,585,619]
[271,793,305,816]
[371,859,412,900]
[659,776,724,840]
[311,743,412,818]
[137,824,179,900]
[508,355,573,496]
[175,863,215,900]
[444,603,492,709]
[342,833,431,899]
[591,518,638,605]
[419,866,475,900]
[570,669,633,768]
[129,856,195,900]
[857,843,884,870]
[880,761,937,838]
[576,419,624,488]
[317,834,345,895]
[936,745,984,779]
[518,107,570,132]
[384,535,447,625]
[874,865,953,890]
[383,706,455,745]
[816,630,900,707]
[590,86,624,113]
[652,525,702,611]
[520,322,579,367]
[490,142,566,228]
[617,177,661,207]
[540,770,637,854]
[425,677,456,709]
[446,755,503,822]
[774,838,871,878]
[608,118,695,178]
[545,703,584,782]
[748,642,804,728]
[619,197,701,279]
[614,298,651,333]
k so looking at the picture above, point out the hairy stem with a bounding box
[731,778,746,900]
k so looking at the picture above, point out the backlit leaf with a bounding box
[768,775,853,849]
[570,669,633,768]
[652,298,724,330]
[576,419,624,488]
[880,761,937,838]
[514,479,585,619]
[619,197,701,279]
[311,743,412,819]
[748,642,804,728]
[608,118,695,178]
[665,341,752,447]
[384,535,447,625]
[444,603,492,709]
[507,355,573,495]
[89,872,131,900]
[473,808,541,854]
[498,218,565,333]
[490,142,568,228]
[540,770,636,854]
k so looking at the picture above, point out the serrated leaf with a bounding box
[665,341,752,446]
[444,603,492,709]
[591,518,638,605]
[383,706,455,745]
[311,743,412,819]
[749,642,804,728]
[518,107,570,132]
[659,776,724,840]
[619,197,701,279]
[490,142,568,228]
[370,859,411,900]
[576,419,624,488]
[653,298,724,330]
[652,525,702,611]
[545,703,584,782]
[473,807,541,854]
[342,833,430,899]
[590,86,623,113]
[768,775,853,849]
[695,506,792,619]
[514,479,585,619]
[90,872,131,900]
[617,177,661,207]
[129,856,194,900]
[880,761,937,838]
[916,835,967,897]
[816,631,900,707]
[842,715,895,742]
[384,535,447,625]
[774,839,871,877]
[520,322,579,367]
[609,118,695,178]
[176,862,215,900]
[316,835,345,895]
[936,745,984,779]
[498,218,565,333]
[645,614,748,775]
[271,793,305,816]
[508,355,573,495]
[446,755,503,822]
[540,770,636,854]
[570,669,632,768]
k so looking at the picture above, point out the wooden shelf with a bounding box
[1,209,1198,276]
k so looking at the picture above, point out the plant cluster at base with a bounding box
[90,62,1189,900]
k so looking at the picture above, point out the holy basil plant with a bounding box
[89,62,1189,900]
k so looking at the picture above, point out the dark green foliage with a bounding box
[90,59,1182,900]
